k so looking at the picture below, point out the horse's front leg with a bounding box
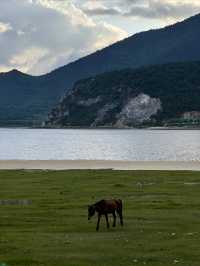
[105,213,110,229]
[112,211,116,227]
[96,214,101,231]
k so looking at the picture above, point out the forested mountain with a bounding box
[1,13,200,126]
[45,61,200,128]
[0,70,68,126]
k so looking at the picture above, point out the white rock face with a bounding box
[117,93,162,126]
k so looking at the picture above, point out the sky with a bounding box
[0,0,199,75]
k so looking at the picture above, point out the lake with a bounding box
[0,128,200,161]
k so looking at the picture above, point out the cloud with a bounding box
[0,22,12,33]
[81,1,121,16]
[126,0,200,20]
[81,0,200,21]
[0,0,127,75]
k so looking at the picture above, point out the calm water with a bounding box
[0,128,200,161]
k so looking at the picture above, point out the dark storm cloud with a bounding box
[81,0,200,20]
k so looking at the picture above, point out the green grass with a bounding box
[0,170,200,266]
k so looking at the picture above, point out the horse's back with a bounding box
[95,199,122,213]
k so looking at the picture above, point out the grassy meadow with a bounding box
[0,170,200,266]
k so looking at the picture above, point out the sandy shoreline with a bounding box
[0,160,199,171]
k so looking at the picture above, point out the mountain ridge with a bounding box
[1,13,200,126]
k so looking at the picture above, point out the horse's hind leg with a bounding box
[117,208,123,226]
[105,214,110,229]
[119,212,123,226]
[96,214,101,231]
[112,211,116,227]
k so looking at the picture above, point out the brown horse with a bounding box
[88,199,123,231]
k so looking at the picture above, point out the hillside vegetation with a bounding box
[46,61,200,128]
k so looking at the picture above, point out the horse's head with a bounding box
[88,205,95,220]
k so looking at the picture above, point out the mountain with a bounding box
[1,13,200,126]
[45,61,200,128]
[0,69,71,126]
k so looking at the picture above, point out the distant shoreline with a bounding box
[0,160,199,171]
[0,126,200,130]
